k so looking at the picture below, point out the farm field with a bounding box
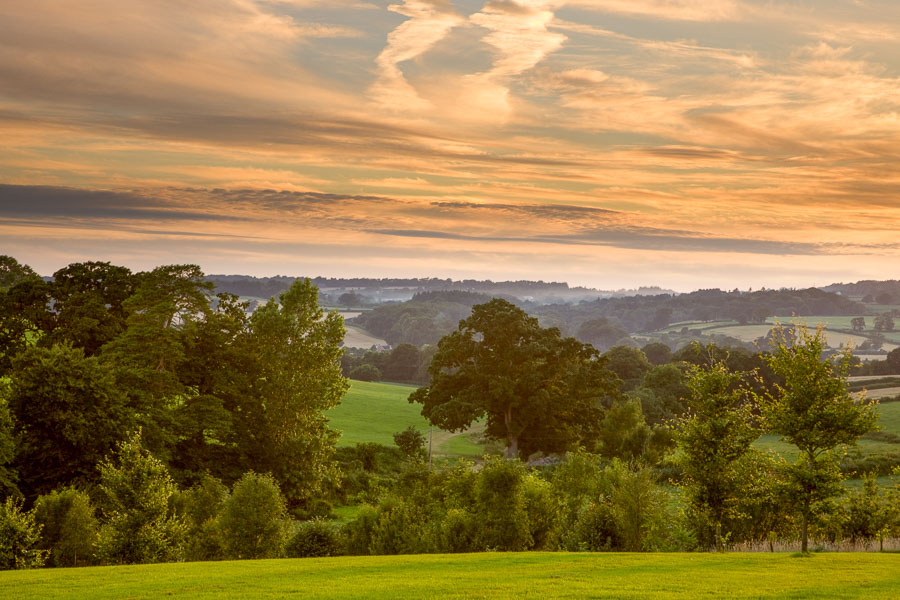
[698,321,899,352]
[4,553,899,599]
[342,324,388,349]
[327,380,484,456]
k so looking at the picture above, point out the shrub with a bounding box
[475,457,531,551]
[218,472,289,559]
[0,497,47,569]
[349,364,381,382]
[96,430,186,565]
[285,519,341,558]
[175,474,228,562]
[342,504,379,555]
[33,488,99,567]
[393,426,426,459]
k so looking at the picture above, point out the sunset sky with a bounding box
[2,0,899,291]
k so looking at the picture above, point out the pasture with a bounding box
[3,553,899,599]
[327,380,484,456]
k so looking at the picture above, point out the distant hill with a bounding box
[205,274,674,305]
[820,280,900,304]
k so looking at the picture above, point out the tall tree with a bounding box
[761,325,878,552]
[238,279,348,506]
[8,345,131,498]
[677,361,759,551]
[0,256,39,291]
[45,262,135,355]
[410,299,618,459]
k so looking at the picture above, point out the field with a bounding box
[754,402,900,475]
[342,325,388,349]
[4,553,899,599]
[327,380,484,456]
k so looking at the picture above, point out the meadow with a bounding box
[327,380,484,456]
[3,552,899,599]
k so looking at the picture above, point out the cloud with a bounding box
[369,0,465,110]
[565,0,743,21]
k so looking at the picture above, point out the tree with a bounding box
[850,317,865,332]
[393,426,426,460]
[641,342,672,366]
[0,256,39,291]
[0,497,46,569]
[45,262,136,355]
[603,346,652,391]
[576,318,628,352]
[874,314,895,333]
[238,279,348,506]
[8,344,131,498]
[677,362,759,551]
[33,488,99,567]
[761,325,878,552]
[0,390,17,498]
[410,299,618,459]
[96,430,186,564]
[218,472,289,559]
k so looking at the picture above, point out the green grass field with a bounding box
[4,553,899,599]
[754,402,900,472]
[327,380,484,456]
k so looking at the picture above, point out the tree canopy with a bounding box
[410,299,618,458]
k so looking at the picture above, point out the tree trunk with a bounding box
[506,435,518,459]
[504,407,518,459]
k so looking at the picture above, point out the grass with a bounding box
[754,403,900,470]
[327,380,484,456]
[327,380,427,447]
[4,553,899,599]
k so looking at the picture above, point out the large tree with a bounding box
[410,299,618,459]
[761,325,878,552]
[238,279,348,506]
[8,344,131,498]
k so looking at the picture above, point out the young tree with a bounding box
[96,430,185,564]
[218,472,289,559]
[677,361,759,551]
[33,488,99,567]
[761,325,878,552]
[410,299,618,459]
[0,497,46,570]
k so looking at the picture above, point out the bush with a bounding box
[285,519,341,558]
[174,474,228,562]
[475,457,531,551]
[218,472,289,559]
[96,430,186,565]
[349,364,381,382]
[341,504,379,555]
[393,426,426,459]
[33,488,99,567]
[0,497,46,569]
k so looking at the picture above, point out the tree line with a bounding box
[1,256,898,569]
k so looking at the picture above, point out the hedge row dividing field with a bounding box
[4,553,899,599]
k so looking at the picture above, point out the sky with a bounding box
[1,0,899,291]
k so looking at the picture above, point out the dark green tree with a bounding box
[761,325,878,552]
[410,299,618,459]
[0,256,40,291]
[850,317,865,332]
[45,262,135,355]
[8,344,131,498]
[603,346,652,391]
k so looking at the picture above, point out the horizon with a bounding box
[2,1,900,290]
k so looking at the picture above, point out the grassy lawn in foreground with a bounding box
[3,552,899,600]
